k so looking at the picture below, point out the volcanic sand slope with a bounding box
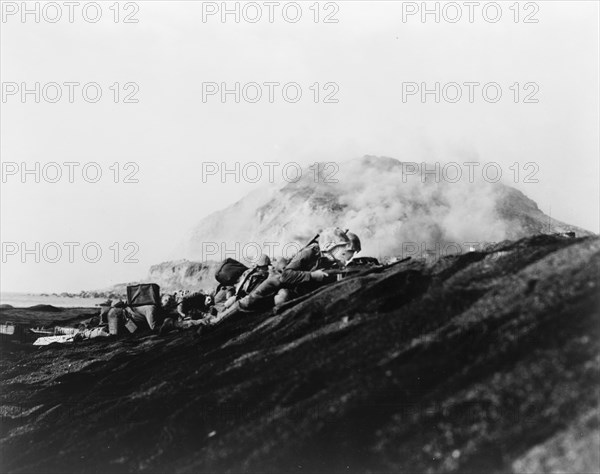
[0,234,598,473]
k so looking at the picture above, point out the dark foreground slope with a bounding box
[1,234,599,474]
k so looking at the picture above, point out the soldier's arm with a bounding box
[280,245,321,285]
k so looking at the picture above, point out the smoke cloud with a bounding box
[188,155,516,262]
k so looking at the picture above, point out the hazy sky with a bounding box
[1,0,598,292]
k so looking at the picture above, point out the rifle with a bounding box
[319,267,373,281]
[304,233,320,249]
[321,258,388,279]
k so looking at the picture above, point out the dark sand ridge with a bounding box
[0,234,598,473]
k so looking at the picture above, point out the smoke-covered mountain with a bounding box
[187,155,591,264]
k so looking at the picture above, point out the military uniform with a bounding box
[239,244,338,310]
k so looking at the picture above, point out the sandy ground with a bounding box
[0,234,598,473]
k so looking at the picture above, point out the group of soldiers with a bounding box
[95,227,362,337]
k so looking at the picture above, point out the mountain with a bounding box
[187,156,592,265]
[1,233,598,473]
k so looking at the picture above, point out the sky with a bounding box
[1,0,598,293]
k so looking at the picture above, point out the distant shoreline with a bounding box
[0,293,111,309]
[0,304,97,311]
[1,291,124,299]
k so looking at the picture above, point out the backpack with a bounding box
[237,268,269,299]
[127,284,161,307]
[215,258,248,286]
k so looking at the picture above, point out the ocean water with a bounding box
[0,292,106,308]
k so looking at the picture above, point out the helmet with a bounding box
[318,227,350,252]
[318,227,357,265]
[256,254,271,267]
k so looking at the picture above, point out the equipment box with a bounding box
[127,283,161,307]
